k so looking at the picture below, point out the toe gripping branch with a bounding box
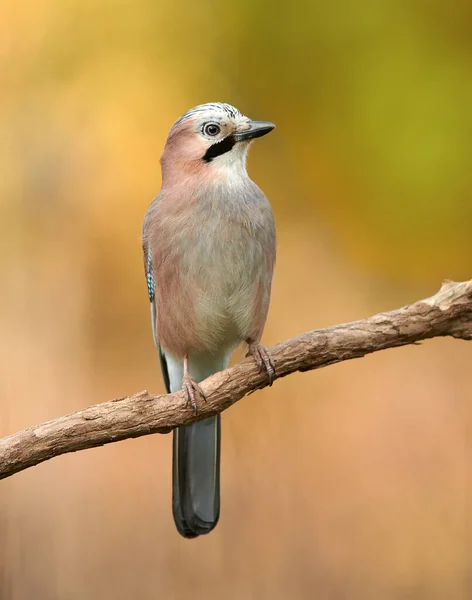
[246,341,276,386]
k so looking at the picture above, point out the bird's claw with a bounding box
[246,342,276,386]
[182,374,207,417]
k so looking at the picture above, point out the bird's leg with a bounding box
[182,354,207,416]
[246,340,275,386]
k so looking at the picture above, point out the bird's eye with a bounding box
[203,123,221,137]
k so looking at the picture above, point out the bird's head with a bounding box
[160,102,275,183]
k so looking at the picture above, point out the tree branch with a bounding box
[1,279,471,481]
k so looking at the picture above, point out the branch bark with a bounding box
[1,279,471,481]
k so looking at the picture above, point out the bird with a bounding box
[142,102,276,538]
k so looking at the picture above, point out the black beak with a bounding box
[233,120,276,141]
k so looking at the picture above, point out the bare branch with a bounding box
[1,279,471,481]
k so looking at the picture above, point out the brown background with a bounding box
[1,0,471,597]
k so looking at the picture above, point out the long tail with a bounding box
[160,350,222,538]
[173,417,220,537]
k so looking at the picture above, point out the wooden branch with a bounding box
[1,279,471,481]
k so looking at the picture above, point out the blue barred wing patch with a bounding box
[146,249,155,303]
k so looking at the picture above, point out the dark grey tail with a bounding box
[158,349,220,538]
[172,416,221,538]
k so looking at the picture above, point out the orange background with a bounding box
[1,0,471,598]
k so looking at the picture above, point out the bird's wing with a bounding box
[143,236,172,394]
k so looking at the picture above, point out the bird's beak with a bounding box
[233,120,276,141]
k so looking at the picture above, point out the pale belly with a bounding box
[189,233,267,354]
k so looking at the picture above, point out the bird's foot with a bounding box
[182,372,207,416]
[246,341,275,386]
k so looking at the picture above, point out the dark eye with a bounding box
[203,123,221,137]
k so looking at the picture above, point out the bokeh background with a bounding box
[1,0,471,598]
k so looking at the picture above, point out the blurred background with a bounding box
[1,0,471,597]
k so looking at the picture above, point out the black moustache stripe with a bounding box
[203,135,236,162]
